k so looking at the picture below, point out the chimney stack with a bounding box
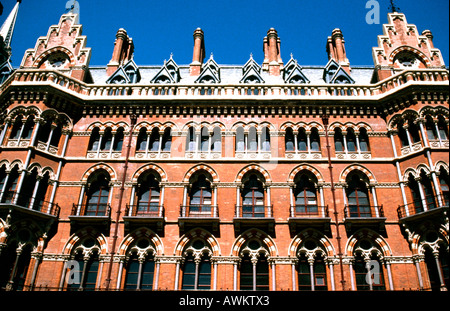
[190,28,205,76]
[327,28,350,73]
[107,28,134,76]
[262,28,283,76]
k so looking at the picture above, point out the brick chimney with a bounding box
[107,28,134,76]
[326,28,350,73]
[190,28,205,76]
[262,28,283,76]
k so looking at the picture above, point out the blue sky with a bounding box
[2,0,449,67]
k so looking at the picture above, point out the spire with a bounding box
[0,0,21,49]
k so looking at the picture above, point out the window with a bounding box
[408,174,424,214]
[149,128,160,152]
[310,128,321,151]
[162,128,172,152]
[186,127,196,152]
[0,166,19,203]
[439,169,449,205]
[248,127,257,151]
[211,127,221,152]
[181,240,212,290]
[240,250,269,291]
[124,253,155,290]
[426,116,438,140]
[261,127,270,151]
[236,126,245,152]
[136,128,148,151]
[359,128,370,152]
[200,127,209,152]
[297,252,328,291]
[189,174,212,214]
[113,128,124,151]
[136,173,160,216]
[334,128,344,152]
[346,128,356,152]
[85,172,110,216]
[242,174,265,217]
[294,175,318,215]
[347,174,370,217]
[298,128,307,151]
[438,116,448,140]
[285,128,295,151]
[67,251,99,291]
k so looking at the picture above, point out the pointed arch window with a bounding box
[135,173,160,216]
[334,128,344,152]
[67,251,100,291]
[85,172,110,216]
[310,128,321,151]
[181,240,212,290]
[346,174,370,217]
[162,128,172,152]
[124,253,155,290]
[285,128,295,151]
[294,174,318,215]
[242,174,265,217]
[239,242,270,291]
[354,253,386,291]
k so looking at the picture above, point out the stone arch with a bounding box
[7,106,41,120]
[235,164,271,183]
[183,164,219,183]
[389,45,432,68]
[231,228,277,257]
[33,46,76,68]
[118,227,164,256]
[81,163,116,182]
[288,163,324,183]
[288,228,335,257]
[340,164,376,184]
[174,228,221,256]
[62,227,108,255]
[345,229,392,257]
[131,163,167,183]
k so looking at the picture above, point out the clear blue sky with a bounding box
[2,0,449,67]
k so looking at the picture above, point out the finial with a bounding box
[389,0,400,13]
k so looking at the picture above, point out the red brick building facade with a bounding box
[0,3,448,292]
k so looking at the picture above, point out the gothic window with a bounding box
[425,116,438,140]
[298,128,307,151]
[136,128,148,151]
[236,126,245,152]
[189,174,212,214]
[438,116,449,140]
[186,127,196,152]
[359,128,370,152]
[420,170,437,209]
[9,115,34,141]
[200,127,209,152]
[310,128,321,151]
[100,128,113,151]
[261,127,270,151]
[84,171,110,216]
[293,174,318,215]
[66,238,100,291]
[346,173,371,217]
[334,128,344,152]
[113,127,124,151]
[346,128,357,152]
[149,128,160,152]
[0,165,19,203]
[162,127,172,152]
[181,240,212,290]
[248,127,257,151]
[241,174,265,217]
[297,250,328,291]
[211,126,221,152]
[135,173,160,216]
[285,127,295,151]
[124,252,155,290]
[88,127,101,151]
[354,253,386,291]
[239,240,270,291]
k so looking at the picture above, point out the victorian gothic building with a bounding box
[0,1,448,292]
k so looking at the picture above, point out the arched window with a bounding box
[189,174,212,215]
[66,239,100,291]
[354,253,386,291]
[181,240,212,290]
[420,170,437,210]
[359,128,370,152]
[100,128,113,151]
[397,120,409,147]
[124,252,155,290]
[346,128,357,152]
[438,116,448,140]
[200,127,209,152]
[346,174,371,217]
[84,172,110,216]
[211,126,221,152]
[0,165,19,203]
[113,127,124,152]
[149,128,160,152]
[239,241,269,291]
[297,250,328,291]
[135,173,160,216]
[248,127,257,151]
[186,127,196,152]
[9,116,25,140]
[162,127,172,152]
[407,174,424,214]
[236,126,245,152]
[293,174,318,215]
[88,127,101,151]
[298,128,307,151]
[242,174,265,217]
[285,127,295,152]
[310,128,321,151]
[261,127,270,151]
[21,116,35,141]
[334,128,344,152]
[408,119,421,144]
[425,116,438,140]
[136,128,148,151]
